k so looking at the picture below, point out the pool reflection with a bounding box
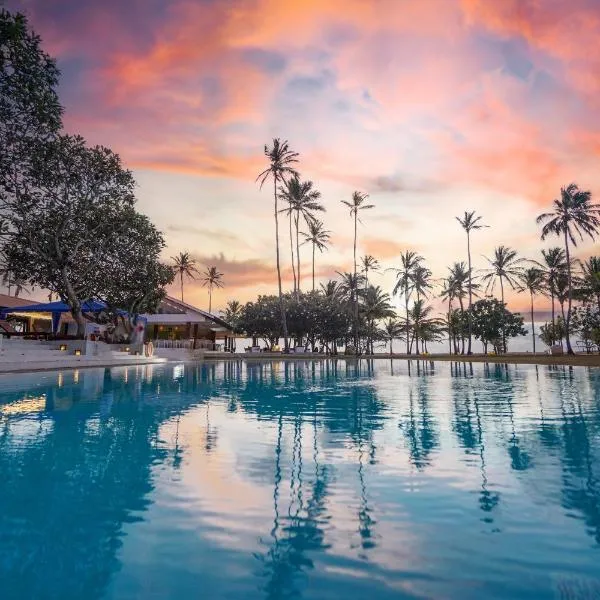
[0,360,599,599]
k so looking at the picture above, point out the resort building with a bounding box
[0,294,51,334]
[143,296,235,351]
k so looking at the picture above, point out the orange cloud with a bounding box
[362,237,406,259]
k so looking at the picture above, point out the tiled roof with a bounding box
[0,294,40,309]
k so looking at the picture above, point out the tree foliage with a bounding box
[469,298,526,354]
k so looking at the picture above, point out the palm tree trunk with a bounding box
[295,213,301,293]
[208,285,212,313]
[289,211,296,294]
[564,229,574,354]
[448,298,452,355]
[550,288,555,345]
[180,271,184,302]
[405,287,410,355]
[274,178,289,351]
[458,296,465,354]
[530,289,536,354]
[353,212,359,351]
[312,242,315,292]
[500,276,506,353]
[467,231,473,354]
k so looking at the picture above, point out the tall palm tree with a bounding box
[360,285,395,354]
[537,183,600,354]
[256,138,299,351]
[538,247,567,343]
[440,277,459,355]
[171,251,199,303]
[519,267,546,354]
[408,300,442,354]
[440,262,470,354]
[279,176,324,293]
[579,256,600,311]
[392,251,424,354]
[379,318,403,355]
[201,266,224,313]
[480,246,526,353]
[341,191,374,350]
[301,219,331,291]
[456,211,488,354]
[361,255,380,289]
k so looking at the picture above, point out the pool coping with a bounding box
[0,357,168,375]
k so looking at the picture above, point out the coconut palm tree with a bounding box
[440,262,470,354]
[320,279,342,301]
[480,246,526,353]
[360,285,395,354]
[171,251,199,303]
[380,318,404,355]
[538,247,567,343]
[579,256,600,311]
[456,211,488,354]
[537,183,600,354]
[279,176,324,293]
[341,191,375,350]
[361,255,380,289]
[519,267,546,354]
[301,219,331,291]
[392,251,424,354]
[256,139,299,351]
[201,266,224,313]
[409,300,442,354]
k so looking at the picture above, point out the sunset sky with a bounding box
[7,0,600,313]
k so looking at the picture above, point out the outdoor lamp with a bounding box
[59,344,67,351]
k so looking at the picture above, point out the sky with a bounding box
[5,0,600,314]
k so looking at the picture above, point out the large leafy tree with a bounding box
[0,9,62,206]
[95,207,173,327]
[455,211,487,354]
[537,183,600,354]
[2,135,138,334]
[481,246,526,353]
[256,139,299,351]
[470,298,526,354]
[171,251,198,303]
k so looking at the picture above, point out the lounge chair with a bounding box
[0,320,18,338]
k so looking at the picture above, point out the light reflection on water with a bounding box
[0,360,599,600]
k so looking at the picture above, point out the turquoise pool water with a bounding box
[1,361,599,599]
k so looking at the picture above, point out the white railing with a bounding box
[154,339,222,351]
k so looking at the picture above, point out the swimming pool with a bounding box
[1,360,599,599]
